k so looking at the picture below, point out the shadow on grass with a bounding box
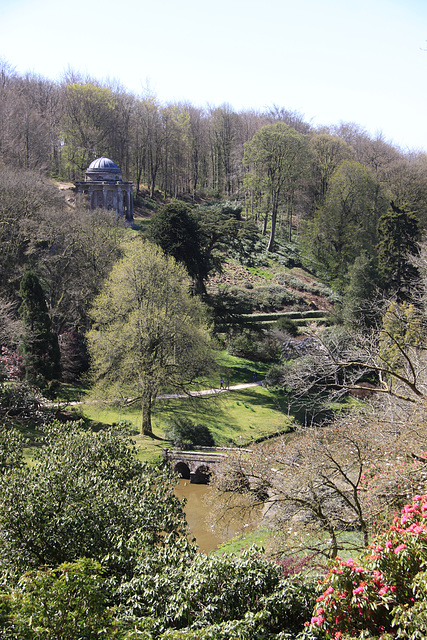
[145,431,167,441]
[212,351,272,387]
[153,385,296,447]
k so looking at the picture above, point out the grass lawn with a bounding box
[80,384,294,462]
[203,350,272,388]
[213,527,273,555]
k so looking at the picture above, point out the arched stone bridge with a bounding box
[163,447,250,484]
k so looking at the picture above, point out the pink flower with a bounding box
[324,586,334,595]
[406,523,424,534]
[354,566,364,573]
[386,541,393,549]
[345,559,354,567]
[378,586,389,596]
[394,544,407,554]
[402,505,417,514]
[353,585,365,595]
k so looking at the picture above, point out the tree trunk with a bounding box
[141,392,152,435]
[267,206,277,252]
[262,211,268,235]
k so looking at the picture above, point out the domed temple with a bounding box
[75,157,134,222]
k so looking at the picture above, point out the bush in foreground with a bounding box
[304,494,427,639]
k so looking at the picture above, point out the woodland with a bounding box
[1,57,427,638]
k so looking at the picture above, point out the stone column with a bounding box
[129,186,134,220]
[117,188,123,217]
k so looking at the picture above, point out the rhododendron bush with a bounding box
[304,495,427,639]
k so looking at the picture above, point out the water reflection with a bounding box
[174,478,258,553]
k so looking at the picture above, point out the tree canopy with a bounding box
[377,201,420,301]
[148,201,208,293]
[243,122,310,250]
[0,422,187,575]
[87,240,215,434]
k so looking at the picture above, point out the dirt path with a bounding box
[157,381,262,400]
[55,382,262,407]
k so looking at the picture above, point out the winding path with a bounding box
[157,381,262,400]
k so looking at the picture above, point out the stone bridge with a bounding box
[162,447,250,484]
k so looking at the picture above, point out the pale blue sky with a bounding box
[1,0,426,151]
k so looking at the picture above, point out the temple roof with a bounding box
[87,157,120,172]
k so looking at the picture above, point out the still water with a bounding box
[174,479,258,553]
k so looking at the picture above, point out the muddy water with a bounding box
[175,479,257,553]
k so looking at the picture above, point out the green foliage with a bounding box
[5,558,121,639]
[87,239,215,434]
[243,122,311,250]
[27,207,126,334]
[247,267,274,280]
[379,301,425,370]
[164,417,215,450]
[276,315,299,337]
[148,201,208,291]
[118,546,317,639]
[194,201,261,274]
[0,426,24,473]
[208,284,307,331]
[207,287,255,336]
[304,160,389,291]
[226,328,280,362]
[61,82,117,177]
[0,422,188,574]
[377,202,420,301]
[309,133,355,205]
[342,251,380,328]
[0,166,65,295]
[0,381,55,432]
[18,270,61,386]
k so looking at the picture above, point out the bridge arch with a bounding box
[163,448,245,484]
[192,465,211,484]
[174,461,191,480]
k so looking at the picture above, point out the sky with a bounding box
[1,0,427,152]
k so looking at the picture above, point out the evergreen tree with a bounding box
[18,270,61,386]
[148,201,208,293]
[377,202,420,302]
[343,252,380,328]
[303,160,388,291]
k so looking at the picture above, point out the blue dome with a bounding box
[87,157,120,171]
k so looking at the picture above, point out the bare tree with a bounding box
[0,297,23,347]
[210,403,427,560]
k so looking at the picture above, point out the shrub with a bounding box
[5,559,120,639]
[254,285,305,311]
[165,417,215,450]
[227,328,280,362]
[120,546,317,639]
[276,316,299,337]
[304,494,427,639]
